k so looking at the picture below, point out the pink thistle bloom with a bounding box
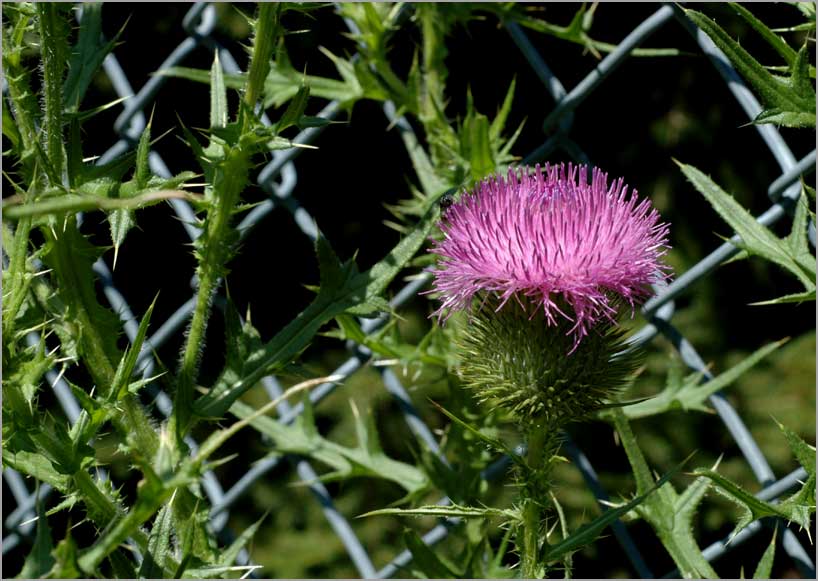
[429,163,671,347]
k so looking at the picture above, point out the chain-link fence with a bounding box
[3,3,816,578]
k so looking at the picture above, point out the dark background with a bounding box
[4,3,816,578]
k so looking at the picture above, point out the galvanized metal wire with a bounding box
[3,3,815,578]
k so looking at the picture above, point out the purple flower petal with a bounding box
[429,163,671,347]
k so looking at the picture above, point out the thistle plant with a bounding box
[429,163,670,577]
[3,3,815,578]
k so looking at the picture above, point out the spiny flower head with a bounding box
[430,163,670,348]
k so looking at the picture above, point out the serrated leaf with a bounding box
[686,9,815,124]
[785,188,812,263]
[753,107,816,128]
[230,399,427,493]
[181,565,262,579]
[750,289,816,305]
[45,494,79,517]
[613,410,718,578]
[752,529,777,579]
[5,340,55,407]
[107,550,138,579]
[135,114,152,188]
[619,339,786,419]
[775,420,815,477]
[360,503,516,520]
[677,161,816,292]
[728,3,798,67]
[2,448,72,492]
[138,500,175,579]
[108,209,134,270]
[694,468,810,532]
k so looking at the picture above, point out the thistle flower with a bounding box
[430,163,670,347]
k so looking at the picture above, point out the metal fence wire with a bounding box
[3,3,816,578]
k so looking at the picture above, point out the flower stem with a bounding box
[521,422,558,579]
[36,2,68,182]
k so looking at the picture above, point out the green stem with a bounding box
[35,2,67,182]
[172,148,250,442]
[520,422,559,579]
[2,7,39,157]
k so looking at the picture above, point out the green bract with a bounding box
[457,295,642,425]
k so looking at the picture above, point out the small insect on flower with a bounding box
[438,192,455,210]
[428,163,671,349]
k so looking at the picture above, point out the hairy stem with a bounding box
[520,422,559,579]
[35,2,68,182]
[171,148,250,442]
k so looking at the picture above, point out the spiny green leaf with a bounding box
[752,529,777,579]
[677,160,815,293]
[230,399,427,493]
[545,463,679,564]
[2,448,72,492]
[619,339,786,419]
[5,339,55,407]
[728,3,798,67]
[466,112,493,182]
[138,500,175,579]
[694,468,811,532]
[685,9,815,128]
[612,409,718,578]
[775,420,815,477]
[754,107,816,128]
[360,503,516,520]
[181,565,262,579]
[107,550,138,579]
